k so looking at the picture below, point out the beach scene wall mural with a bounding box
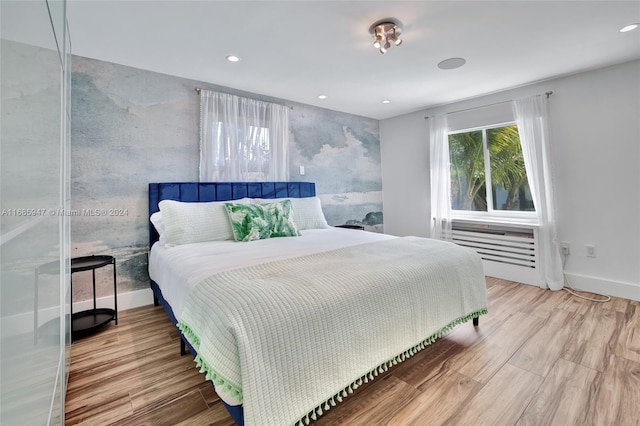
[71,55,383,300]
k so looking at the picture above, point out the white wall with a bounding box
[379,109,431,237]
[380,60,640,301]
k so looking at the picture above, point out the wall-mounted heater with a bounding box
[444,221,541,286]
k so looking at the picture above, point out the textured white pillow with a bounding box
[251,197,330,230]
[150,211,167,246]
[158,198,250,245]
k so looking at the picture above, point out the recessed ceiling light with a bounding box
[437,57,466,70]
[226,55,240,62]
[619,23,639,33]
[317,95,327,100]
[382,100,391,104]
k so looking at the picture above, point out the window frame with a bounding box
[448,121,538,225]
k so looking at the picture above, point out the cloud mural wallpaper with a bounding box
[71,55,383,301]
[288,104,383,230]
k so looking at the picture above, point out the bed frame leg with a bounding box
[180,338,187,356]
[153,295,159,306]
[473,317,479,327]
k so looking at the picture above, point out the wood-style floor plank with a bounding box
[484,278,542,320]
[562,305,623,372]
[517,358,598,426]
[589,355,640,425]
[314,376,422,426]
[64,278,640,425]
[509,309,580,377]
[389,335,474,389]
[173,405,236,426]
[615,301,640,363]
[449,363,544,425]
[65,393,133,426]
[128,367,212,413]
[447,311,544,383]
[110,390,209,426]
[386,369,479,425]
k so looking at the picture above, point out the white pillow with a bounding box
[251,197,329,230]
[150,211,167,246]
[158,198,250,245]
[150,211,165,234]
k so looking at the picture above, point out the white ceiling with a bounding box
[13,1,640,119]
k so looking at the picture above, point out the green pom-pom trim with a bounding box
[292,308,487,426]
[177,319,243,404]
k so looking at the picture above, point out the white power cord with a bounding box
[561,252,611,303]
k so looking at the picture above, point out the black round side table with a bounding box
[70,255,118,339]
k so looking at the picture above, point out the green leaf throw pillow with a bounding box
[224,200,301,242]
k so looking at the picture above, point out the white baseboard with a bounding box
[1,288,155,338]
[482,259,639,302]
[72,287,154,313]
[564,272,640,302]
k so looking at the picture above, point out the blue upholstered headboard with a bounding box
[148,182,316,248]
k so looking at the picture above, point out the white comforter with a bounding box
[151,231,487,426]
[149,228,396,320]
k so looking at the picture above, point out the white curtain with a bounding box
[513,95,564,290]
[199,90,289,181]
[429,114,452,240]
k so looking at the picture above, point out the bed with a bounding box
[148,181,487,426]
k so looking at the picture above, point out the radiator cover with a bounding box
[445,221,541,286]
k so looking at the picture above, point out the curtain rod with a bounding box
[424,91,553,119]
[195,87,294,110]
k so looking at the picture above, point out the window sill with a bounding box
[451,215,539,228]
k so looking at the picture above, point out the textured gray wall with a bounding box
[71,55,382,298]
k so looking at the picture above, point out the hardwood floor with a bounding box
[65,278,640,425]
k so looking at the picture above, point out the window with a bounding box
[448,123,534,216]
[211,122,271,181]
[200,90,289,182]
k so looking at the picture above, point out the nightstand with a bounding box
[334,224,365,230]
[70,255,117,339]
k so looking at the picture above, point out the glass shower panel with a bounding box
[0,0,67,424]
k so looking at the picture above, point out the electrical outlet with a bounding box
[561,242,571,256]
[586,244,596,258]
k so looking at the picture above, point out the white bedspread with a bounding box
[149,228,395,320]
[174,235,487,426]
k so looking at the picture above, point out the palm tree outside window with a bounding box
[448,123,535,214]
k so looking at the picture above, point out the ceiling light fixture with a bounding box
[619,23,639,32]
[369,18,403,54]
[317,95,327,100]
[382,100,391,104]
[226,55,240,62]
